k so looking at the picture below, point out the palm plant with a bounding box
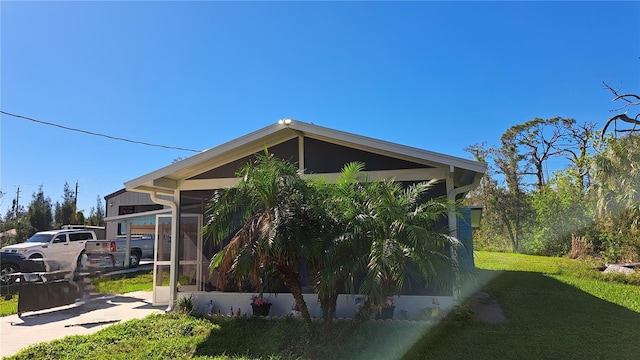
[310,162,460,323]
[203,152,316,335]
[306,162,370,326]
[353,178,459,319]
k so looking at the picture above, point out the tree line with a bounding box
[0,182,105,246]
[464,83,640,263]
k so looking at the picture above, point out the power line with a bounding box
[1,110,201,153]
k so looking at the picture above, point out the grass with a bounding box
[8,311,435,360]
[5,251,640,359]
[91,270,154,294]
[405,251,640,360]
[0,294,18,316]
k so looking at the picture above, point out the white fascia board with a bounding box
[177,133,296,180]
[125,122,289,191]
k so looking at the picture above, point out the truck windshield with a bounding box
[26,234,53,243]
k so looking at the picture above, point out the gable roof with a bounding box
[125,120,486,195]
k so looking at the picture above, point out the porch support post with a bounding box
[150,191,180,311]
[446,171,483,303]
[445,168,458,303]
[169,189,181,310]
[445,167,457,240]
[124,222,132,268]
[298,135,305,171]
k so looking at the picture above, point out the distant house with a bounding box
[117,120,486,318]
[103,189,168,240]
[0,228,17,240]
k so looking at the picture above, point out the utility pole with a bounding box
[8,186,21,220]
[74,181,79,223]
[15,186,20,213]
[74,181,78,208]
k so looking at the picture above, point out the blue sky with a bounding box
[1,1,639,216]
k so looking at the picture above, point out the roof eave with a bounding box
[125,120,487,193]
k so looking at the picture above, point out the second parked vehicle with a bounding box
[84,235,155,269]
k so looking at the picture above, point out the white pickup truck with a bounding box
[0,229,97,272]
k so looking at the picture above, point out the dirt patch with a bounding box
[469,291,508,324]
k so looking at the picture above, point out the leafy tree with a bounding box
[591,134,640,261]
[54,182,77,227]
[27,186,53,232]
[0,190,4,223]
[463,143,510,251]
[593,134,640,224]
[530,171,593,256]
[86,196,106,226]
[76,211,86,225]
[465,141,534,252]
[4,193,25,223]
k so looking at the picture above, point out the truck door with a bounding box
[69,232,93,266]
[47,233,70,270]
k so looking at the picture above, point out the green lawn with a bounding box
[91,270,154,294]
[406,251,640,360]
[6,252,640,359]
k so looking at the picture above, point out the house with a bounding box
[103,189,168,240]
[119,119,486,318]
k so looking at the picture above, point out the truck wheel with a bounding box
[129,252,141,268]
[1,263,19,286]
[77,251,86,269]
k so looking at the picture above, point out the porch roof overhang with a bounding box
[124,120,487,195]
[103,208,171,223]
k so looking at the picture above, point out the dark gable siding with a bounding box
[189,138,299,180]
[398,180,447,199]
[303,137,431,173]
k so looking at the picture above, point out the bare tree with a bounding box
[601,81,640,139]
[501,117,575,189]
[563,121,597,190]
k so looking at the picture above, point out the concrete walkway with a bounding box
[0,291,164,358]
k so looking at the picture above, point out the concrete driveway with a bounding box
[0,291,164,358]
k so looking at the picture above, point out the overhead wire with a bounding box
[0,110,201,153]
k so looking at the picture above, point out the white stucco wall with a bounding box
[180,292,453,321]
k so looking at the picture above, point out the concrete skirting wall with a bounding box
[181,292,454,320]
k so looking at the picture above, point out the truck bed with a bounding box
[84,236,154,269]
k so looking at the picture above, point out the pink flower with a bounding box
[251,295,271,306]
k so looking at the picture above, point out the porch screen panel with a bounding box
[178,215,202,291]
[156,217,172,262]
